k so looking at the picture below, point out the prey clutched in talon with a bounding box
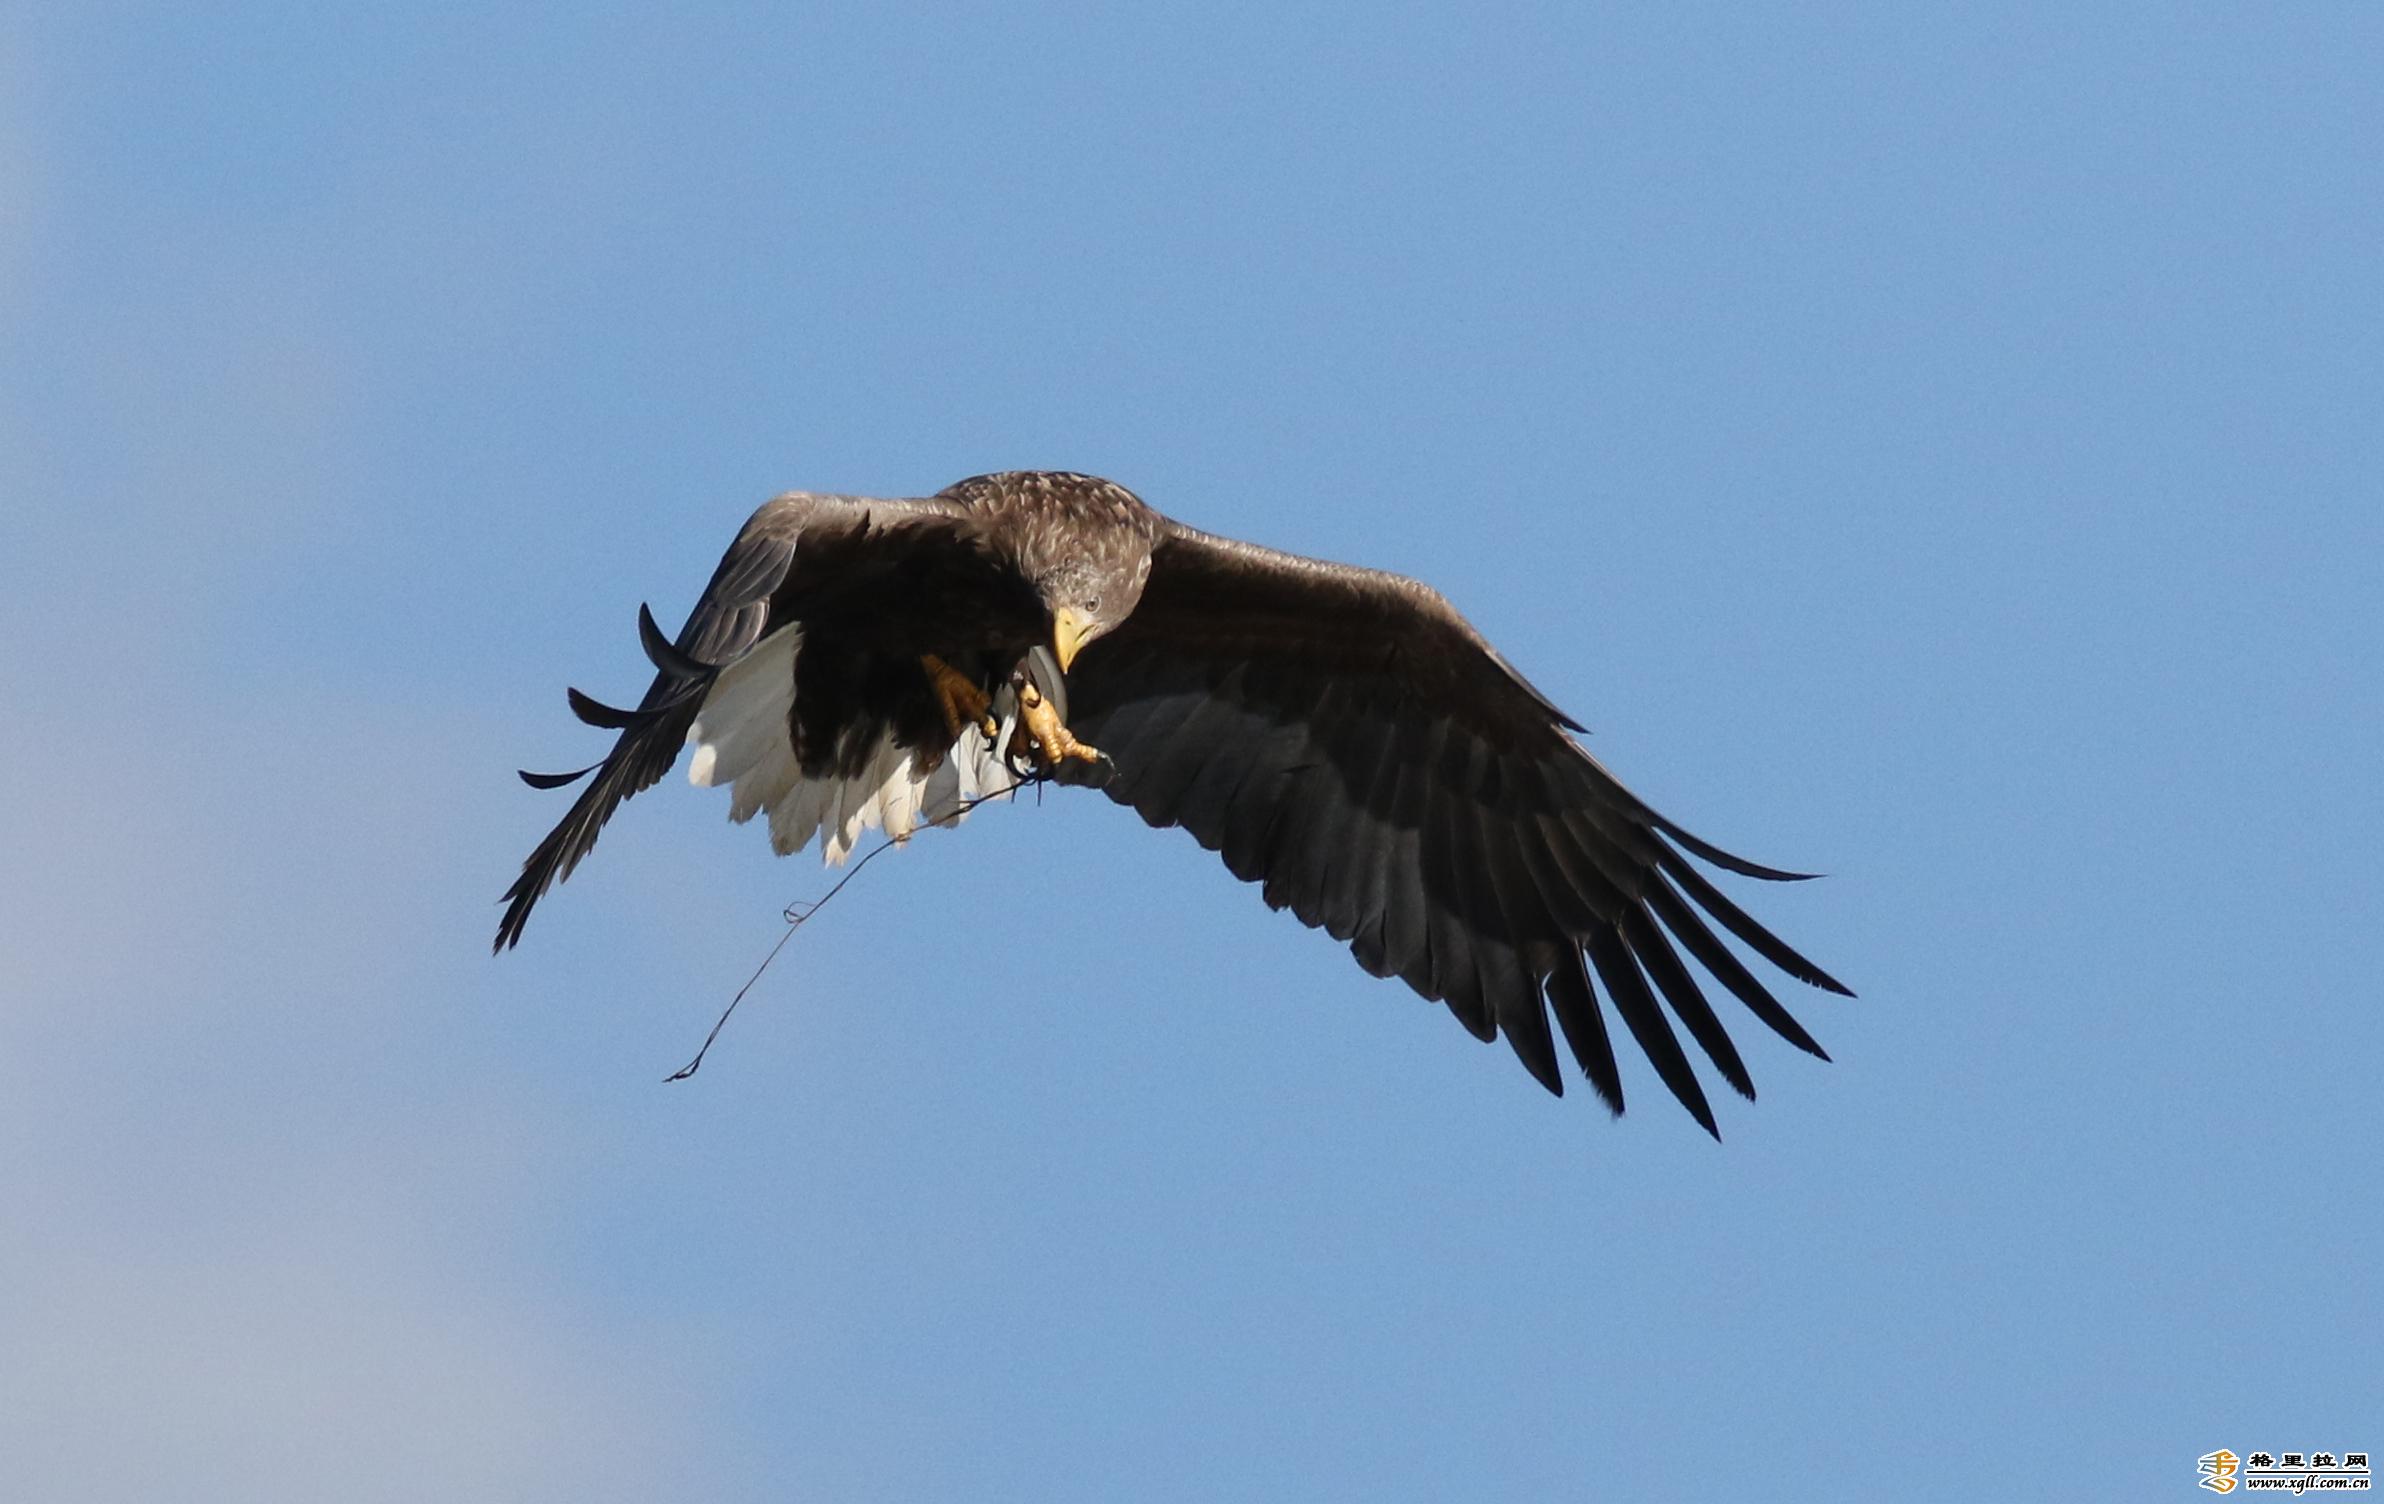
[1009,679,1103,771]
[921,654,998,742]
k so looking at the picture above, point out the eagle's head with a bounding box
[1036,546,1150,671]
[1002,472,1159,671]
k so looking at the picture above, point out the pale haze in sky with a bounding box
[2,5,2377,1501]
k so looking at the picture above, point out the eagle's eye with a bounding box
[1084,595,1101,614]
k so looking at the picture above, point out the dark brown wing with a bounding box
[495,492,982,951]
[1059,521,1852,1133]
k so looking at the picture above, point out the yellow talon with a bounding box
[1011,680,1102,769]
[922,654,998,741]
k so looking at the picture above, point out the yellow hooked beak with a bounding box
[1052,607,1089,672]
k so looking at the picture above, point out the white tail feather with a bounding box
[688,628,804,791]
[881,755,921,842]
[731,734,799,825]
[768,780,826,855]
[921,750,965,827]
[687,635,1026,865]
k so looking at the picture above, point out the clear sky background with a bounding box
[3,5,2377,1500]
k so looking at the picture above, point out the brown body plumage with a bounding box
[500,471,1852,1133]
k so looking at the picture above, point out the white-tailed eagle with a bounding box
[499,471,1852,1132]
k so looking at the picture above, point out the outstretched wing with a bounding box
[495,491,985,952]
[1059,520,1852,1133]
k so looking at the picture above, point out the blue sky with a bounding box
[4,4,2377,1499]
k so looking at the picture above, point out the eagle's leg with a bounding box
[921,654,998,743]
[1009,679,1103,770]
